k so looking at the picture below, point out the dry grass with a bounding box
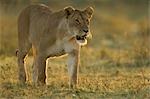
[0,53,150,98]
[0,1,150,98]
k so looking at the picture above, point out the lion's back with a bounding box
[18,4,53,42]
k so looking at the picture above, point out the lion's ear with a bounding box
[84,7,94,18]
[64,6,75,18]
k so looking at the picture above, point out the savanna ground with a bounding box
[0,0,150,98]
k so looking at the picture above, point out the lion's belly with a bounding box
[46,38,79,58]
[46,40,66,58]
[46,45,66,57]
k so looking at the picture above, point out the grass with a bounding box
[0,1,150,98]
[0,52,150,98]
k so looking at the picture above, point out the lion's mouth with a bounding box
[75,34,87,45]
[76,35,87,41]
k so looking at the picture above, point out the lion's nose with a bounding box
[83,29,88,33]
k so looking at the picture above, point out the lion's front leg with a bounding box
[67,49,80,88]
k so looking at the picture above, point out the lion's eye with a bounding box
[86,19,89,24]
[75,19,80,24]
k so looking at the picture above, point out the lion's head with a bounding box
[64,6,94,45]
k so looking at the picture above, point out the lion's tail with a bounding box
[16,49,19,56]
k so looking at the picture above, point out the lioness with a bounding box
[17,4,93,87]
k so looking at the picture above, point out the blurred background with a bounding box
[0,0,149,67]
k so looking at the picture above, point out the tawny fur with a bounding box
[17,4,93,87]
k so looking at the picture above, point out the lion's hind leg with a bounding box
[32,56,47,85]
[17,42,31,84]
[32,46,47,85]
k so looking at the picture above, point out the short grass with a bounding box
[0,52,150,98]
[0,1,150,98]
